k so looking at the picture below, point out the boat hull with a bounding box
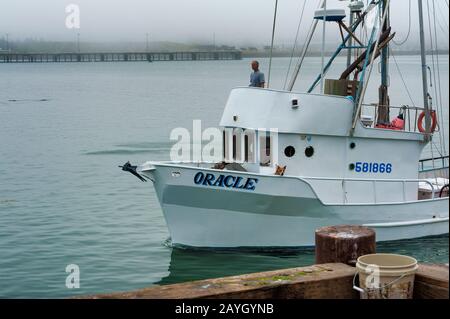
[142,164,449,248]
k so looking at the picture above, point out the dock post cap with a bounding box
[315,225,376,266]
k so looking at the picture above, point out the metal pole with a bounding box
[377,0,390,125]
[380,0,389,88]
[346,12,354,70]
[352,0,391,131]
[287,0,326,91]
[6,33,9,52]
[146,33,149,52]
[320,0,327,93]
[267,0,279,88]
[418,0,431,139]
[77,33,80,53]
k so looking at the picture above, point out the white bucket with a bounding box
[353,253,419,299]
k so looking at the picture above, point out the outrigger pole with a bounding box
[351,0,391,132]
[287,0,326,91]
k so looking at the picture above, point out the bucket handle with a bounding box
[353,271,408,294]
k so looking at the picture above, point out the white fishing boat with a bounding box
[122,0,449,248]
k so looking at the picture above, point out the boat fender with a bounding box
[418,110,437,133]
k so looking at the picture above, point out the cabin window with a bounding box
[223,129,232,161]
[266,136,271,156]
[284,146,296,158]
[232,135,237,160]
[222,130,226,160]
[243,130,255,163]
[305,146,314,158]
[244,135,249,162]
[260,134,272,166]
[223,129,255,163]
[232,129,243,162]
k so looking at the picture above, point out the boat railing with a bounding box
[419,155,449,172]
[361,103,426,133]
[304,176,439,205]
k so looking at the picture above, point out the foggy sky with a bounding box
[1,0,449,46]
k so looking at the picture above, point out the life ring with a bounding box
[418,110,437,133]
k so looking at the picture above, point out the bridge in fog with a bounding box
[0,50,242,63]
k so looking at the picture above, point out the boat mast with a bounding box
[418,0,432,141]
[377,0,390,126]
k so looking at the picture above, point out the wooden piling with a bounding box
[315,225,376,266]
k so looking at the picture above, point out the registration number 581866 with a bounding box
[355,162,392,174]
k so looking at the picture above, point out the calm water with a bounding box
[0,56,448,298]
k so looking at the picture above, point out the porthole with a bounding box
[349,163,355,171]
[350,142,356,149]
[305,146,314,158]
[284,146,296,158]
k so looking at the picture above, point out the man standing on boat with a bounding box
[249,60,265,88]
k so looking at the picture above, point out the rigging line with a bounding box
[427,0,447,161]
[433,0,450,36]
[287,0,325,91]
[426,0,446,156]
[390,49,416,107]
[267,0,279,89]
[431,140,445,158]
[392,0,412,46]
[283,0,307,90]
[425,0,442,154]
[437,0,450,30]
[435,2,450,45]
[432,0,448,158]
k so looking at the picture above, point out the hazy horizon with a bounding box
[1,0,449,49]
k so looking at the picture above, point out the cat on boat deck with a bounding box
[275,165,286,176]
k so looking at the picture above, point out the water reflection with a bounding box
[157,247,315,285]
[158,235,448,286]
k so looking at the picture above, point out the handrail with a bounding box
[304,176,438,183]
[305,176,437,204]
[419,155,449,163]
[362,103,426,111]
[360,102,427,133]
[419,155,449,172]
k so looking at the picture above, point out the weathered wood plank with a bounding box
[414,264,449,299]
[81,263,358,299]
